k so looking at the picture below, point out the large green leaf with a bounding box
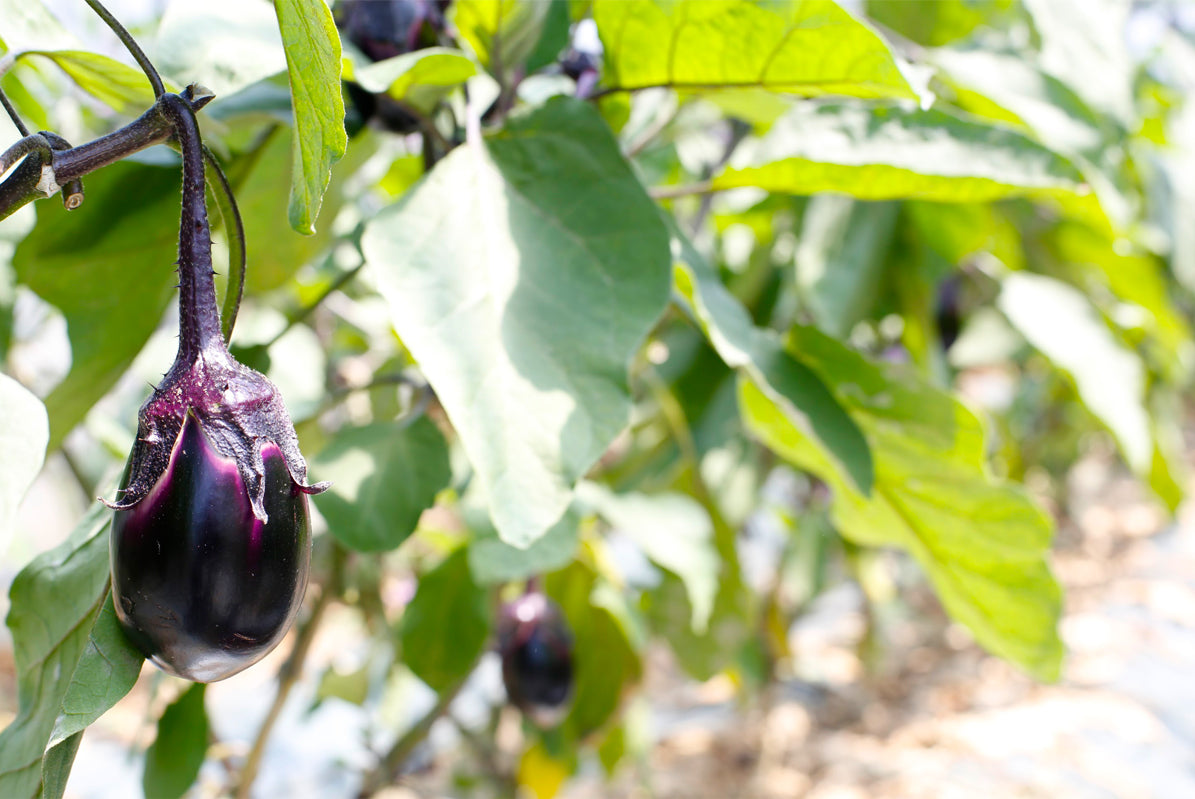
[274,0,347,234]
[713,102,1086,201]
[310,417,451,553]
[0,505,142,799]
[593,0,916,100]
[13,161,180,450]
[672,255,873,496]
[18,51,158,113]
[362,97,671,546]
[741,327,1064,681]
[998,272,1151,473]
[0,374,47,550]
[577,483,718,634]
[399,548,491,693]
[142,684,208,799]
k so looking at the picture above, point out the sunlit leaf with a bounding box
[453,0,551,77]
[714,102,1086,201]
[19,51,158,113]
[362,97,670,546]
[741,327,1064,680]
[274,0,347,234]
[348,48,475,112]
[673,252,873,496]
[594,0,916,100]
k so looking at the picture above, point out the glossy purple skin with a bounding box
[498,593,574,727]
[111,413,311,682]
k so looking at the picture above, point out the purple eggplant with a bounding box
[104,90,327,682]
[497,592,574,727]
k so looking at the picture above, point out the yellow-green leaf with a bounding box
[274,0,347,234]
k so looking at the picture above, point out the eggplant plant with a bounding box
[0,0,1192,798]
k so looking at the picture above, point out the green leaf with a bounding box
[577,483,718,634]
[672,254,873,496]
[362,97,671,546]
[39,733,81,799]
[0,374,47,550]
[795,196,899,337]
[0,505,120,799]
[273,0,347,234]
[998,272,1151,473]
[399,548,490,692]
[713,102,1087,201]
[740,327,1064,681]
[48,595,143,748]
[547,562,641,739]
[14,161,181,450]
[452,0,551,76]
[19,51,158,113]
[467,507,580,586]
[349,48,476,112]
[594,0,916,100]
[154,0,288,98]
[310,417,451,552]
[142,684,208,799]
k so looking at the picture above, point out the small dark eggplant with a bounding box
[104,91,327,682]
[497,592,574,727]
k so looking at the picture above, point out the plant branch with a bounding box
[0,89,214,222]
[83,0,165,97]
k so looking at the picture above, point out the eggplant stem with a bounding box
[157,91,224,361]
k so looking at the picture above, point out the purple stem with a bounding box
[158,92,224,363]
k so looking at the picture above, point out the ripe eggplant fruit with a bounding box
[104,90,327,682]
[497,592,574,727]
